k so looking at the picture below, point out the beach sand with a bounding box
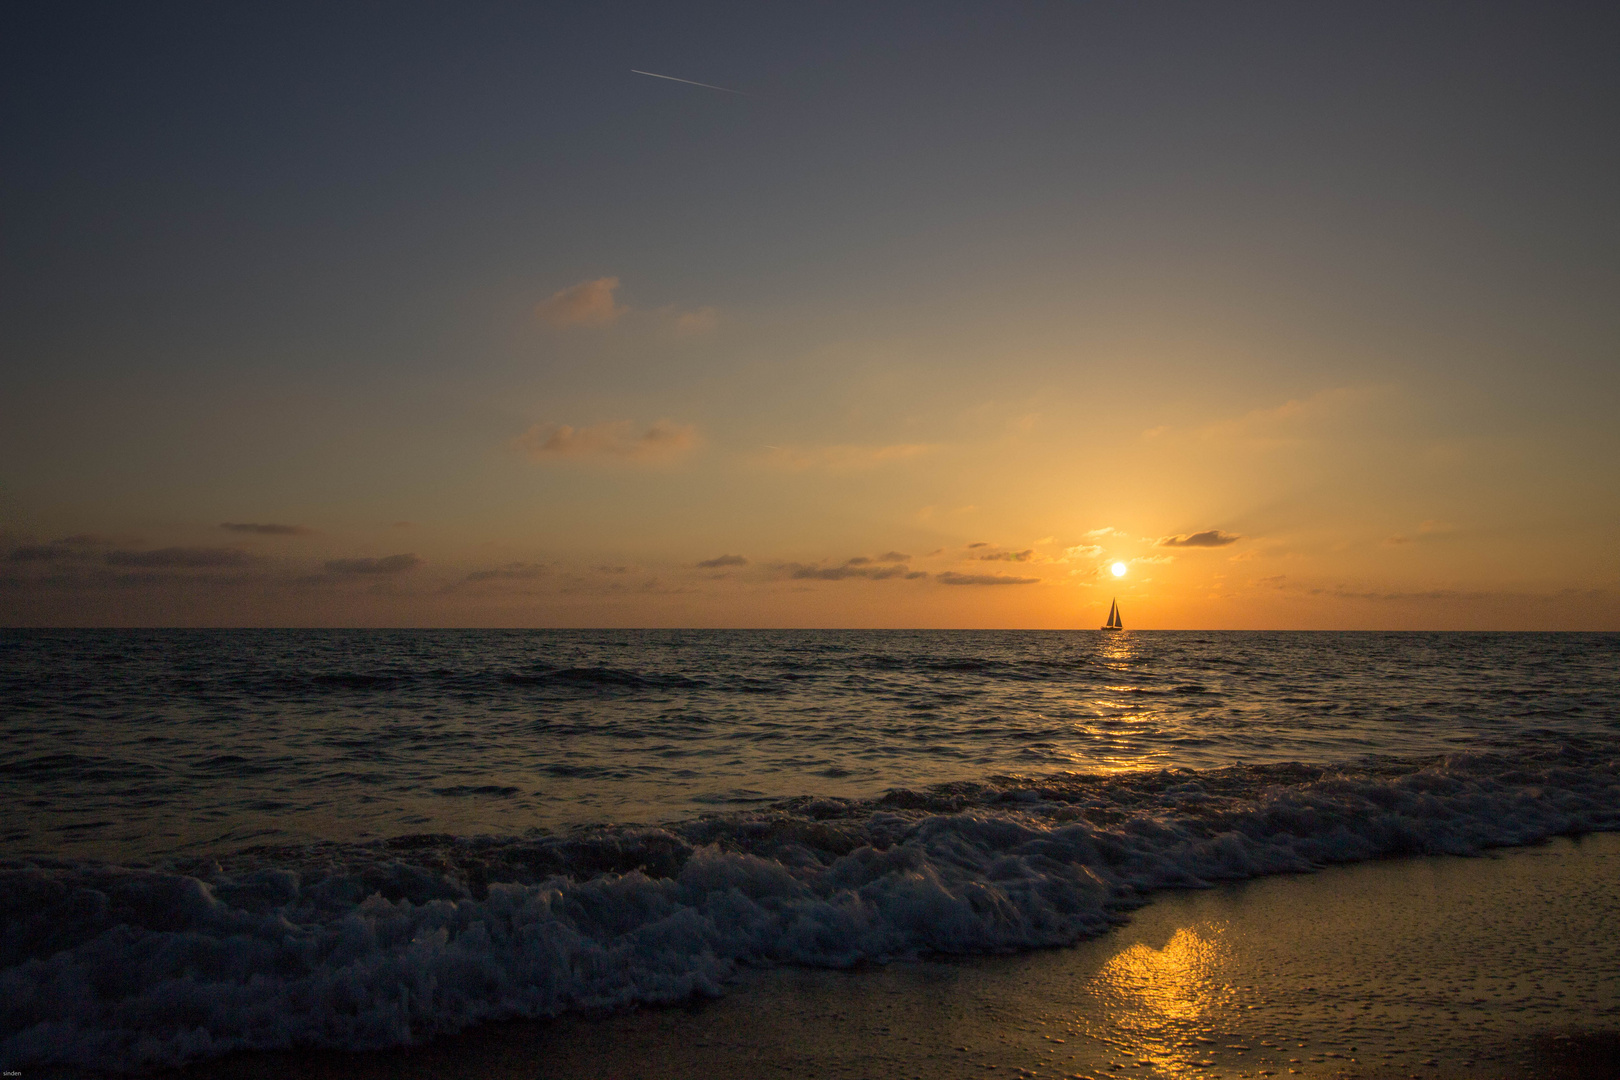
[164,832,1620,1080]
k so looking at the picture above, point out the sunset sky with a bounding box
[2,1,1616,628]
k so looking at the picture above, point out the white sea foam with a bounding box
[3,741,1619,1073]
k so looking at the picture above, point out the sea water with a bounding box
[2,630,1617,1071]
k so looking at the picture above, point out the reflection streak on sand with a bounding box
[1089,924,1233,1076]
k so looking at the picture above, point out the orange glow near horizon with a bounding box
[1,7,1615,631]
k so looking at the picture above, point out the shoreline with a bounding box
[144,832,1620,1080]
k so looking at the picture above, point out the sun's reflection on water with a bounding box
[1072,632,1185,770]
[1097,629,1139,670]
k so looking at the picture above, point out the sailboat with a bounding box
[1102,598,1123,631]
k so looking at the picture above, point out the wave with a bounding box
[4,738,1619,1073]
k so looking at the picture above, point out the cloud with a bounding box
[1084,526,1122,538]
[778,558,926,581]
[220,522,313,536]
[1195,386,1388,449]
[975,549,1034,562]
[510,420,699,463]
[758,443,935,471]
[697,554,748,568]
[936,572,1039,586]
[1385,521,1454,548]
[465,562,547,582]
[669,306,719,335]
[875,551,910,563]
[105,547,254,569]
[324,554,422,575]
[8,535,126,561]
[1157,530,1242,548]
[1063,544,1104,559]
[9,545,73,562]
[536,277,625,327]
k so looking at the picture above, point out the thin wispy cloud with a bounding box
[510,420,699,463]
[106,547,255,569]
[777,558,927,582]
[536,277,626,327]
[936,571,1039,586]
[1385,520,1454,548]
[8,545,74,562]
[664,305,719,335]
[697,554,748,568]
[975,549,1034,562]
[536,278,717,334]
[325,554,422,575]
[757,443,935,471]
[220,522,313,536]
[1158,530,1243,549]
[8,534,126,562]
[1195,387,1389,449]
[465,562,547,582]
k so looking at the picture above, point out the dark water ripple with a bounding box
[1,629,1617,859]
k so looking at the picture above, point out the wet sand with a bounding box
[161,832,1620,1080]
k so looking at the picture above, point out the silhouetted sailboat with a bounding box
[1102,599,1123,631]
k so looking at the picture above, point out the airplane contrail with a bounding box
[631,69,744,95]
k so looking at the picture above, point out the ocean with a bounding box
[3,629,1618,1073]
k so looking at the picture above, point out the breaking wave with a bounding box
[4,738,1619,1073]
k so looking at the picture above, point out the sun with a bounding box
[1110,562,1128,577]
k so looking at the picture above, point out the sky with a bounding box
[2,0,1617,629]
